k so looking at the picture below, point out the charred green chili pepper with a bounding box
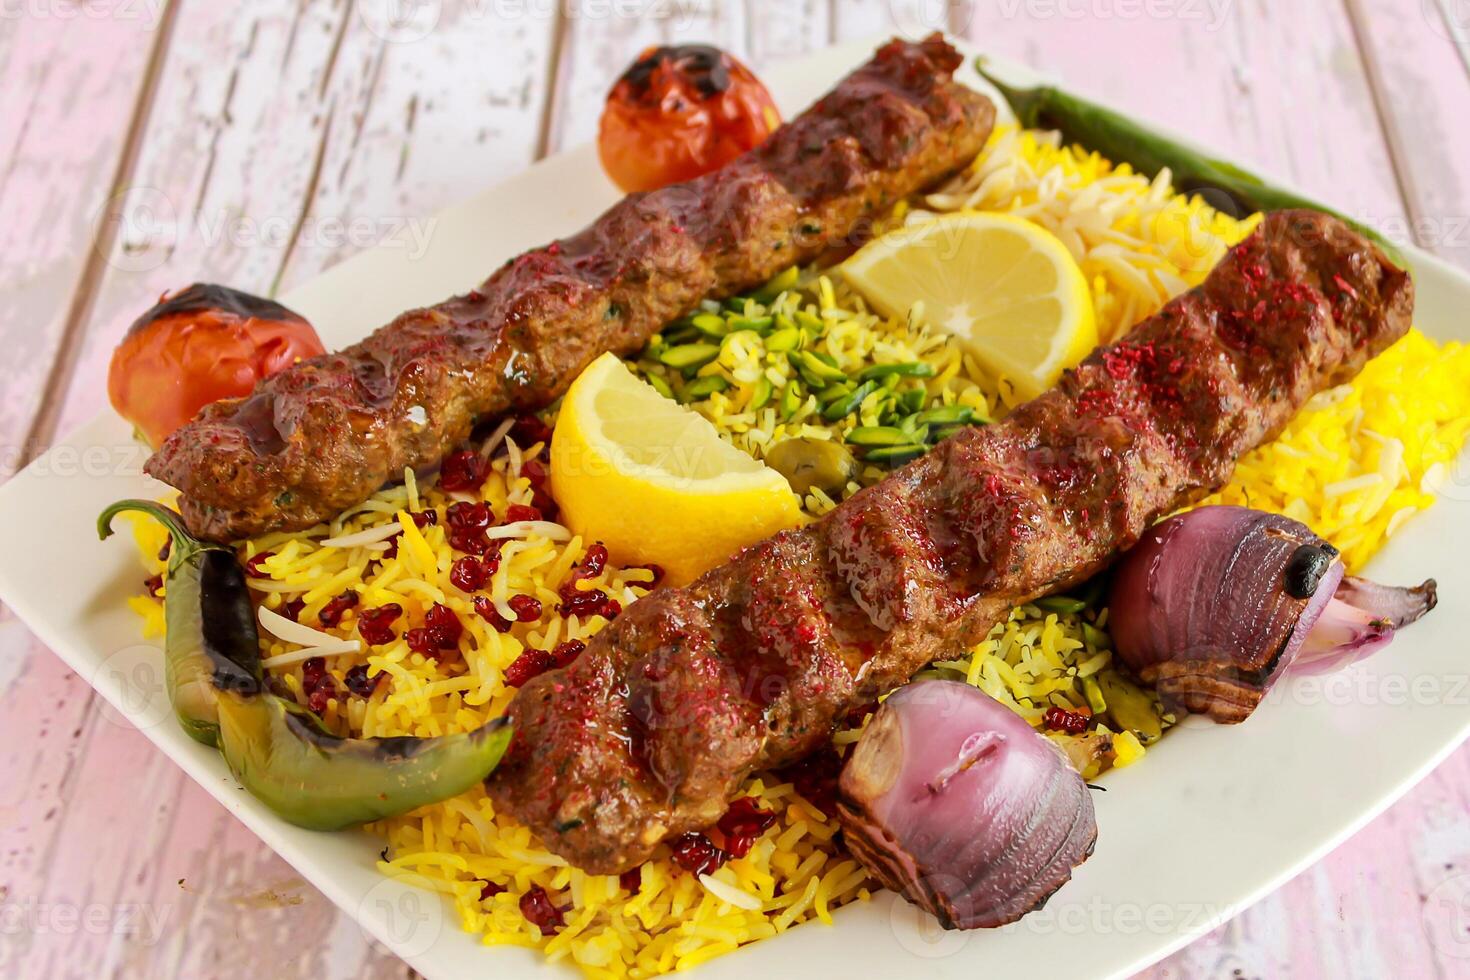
[98,500,512,831]
[976,61,1405,268]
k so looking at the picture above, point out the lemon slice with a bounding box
[550,353,801,585]
[842,211,1097,399]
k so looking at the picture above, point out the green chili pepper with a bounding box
[856,362,937,382]
[898,389,926,414]
[98,501,512,831]
[976,61,1405,268]
[216,694,511,831]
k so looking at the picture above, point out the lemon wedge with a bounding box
[550,353,802,585]
[842,211,1097,399]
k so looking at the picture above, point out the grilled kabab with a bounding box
[145,35,994,542]
[485,210,1413,873]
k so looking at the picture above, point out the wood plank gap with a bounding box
[268,103,337,297]
[18,0,183,466]
[1341,0,1431,247]
[533,0,570,160]
[316,0,353,100]
[1433,0,1470,85]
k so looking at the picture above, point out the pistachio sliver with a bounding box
[691,313,730,338]
[856,362,937,382]
[1034,595,1088,614]
[765,326,801,352]
[822,381,877,422]
[683,375,731,400]
[778,380,803,418]
[749,376,774,410]
[658,342,721,370]
[915,404,975,426]
[846,426,910,447]
[864,444,927,466]
[797,350,847,383]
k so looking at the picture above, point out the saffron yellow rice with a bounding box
[125,126,1470,977]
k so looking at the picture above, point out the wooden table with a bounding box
[2,2,1468,976]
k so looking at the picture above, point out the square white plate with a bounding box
[2,36,1468,980]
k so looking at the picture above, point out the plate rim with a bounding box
[2,32,1467,980]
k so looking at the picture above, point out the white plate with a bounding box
[1,36,1467,980]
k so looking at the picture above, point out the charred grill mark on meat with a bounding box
[485,211,1414,873]
[144,35,995,542]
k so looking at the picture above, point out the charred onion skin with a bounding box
[1110,507,1343,723]
[837,681,1096,929]
[598,44,780,193]
[108,284,324,448]
[1110,506,1437,724]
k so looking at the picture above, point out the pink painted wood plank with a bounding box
[546,0,748,154]
[0,2,556,977]
[1347,0,1470,271]
[5,4,1470,978]
[0,7,161,476]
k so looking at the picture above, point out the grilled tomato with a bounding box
[108,283,324,447]
[598,44,780,193]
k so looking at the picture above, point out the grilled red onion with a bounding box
[837,680,1096,930]
[1110,505,1437,723]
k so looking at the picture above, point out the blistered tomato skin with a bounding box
[107,283,325,448]
[597,44,780,193]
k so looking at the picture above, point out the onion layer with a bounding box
[837,680,1096,929]
[1110,506,1437,723]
